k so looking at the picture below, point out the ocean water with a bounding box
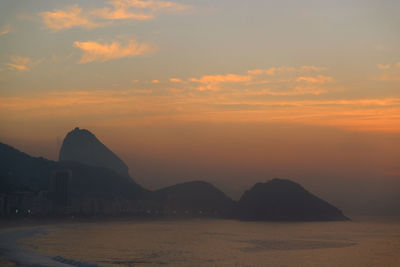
[20,218,400,266]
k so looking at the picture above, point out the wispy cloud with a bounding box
[73,40,153,63]
[169,78,183,83]
[299,65,327,72]
[184,65,329,92]
[190,74,252,91]
[92,0,189,20]
[244,87,325,96]
[91,1,153,20]
[1,90,399,133]
[0,24,11,36]
[116,0,189,13]
[5,56,32,72]
[247,66,325,76]
[296,75,333,84]
[248,68,276,76]
[377,64,391,70]
[40,5,97,31]
[375,62,400,81]
[40,1,191,30]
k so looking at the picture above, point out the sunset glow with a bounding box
[0,0,399,215]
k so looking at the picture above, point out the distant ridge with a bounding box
[153,181,236,217]
[0,142,146,199]
[0,127,350,221]
[236,178,349,221]
[59,127,130,177]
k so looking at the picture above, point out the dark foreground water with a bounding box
[2,217,400,266]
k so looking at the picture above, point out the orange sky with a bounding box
[0,0,399,215]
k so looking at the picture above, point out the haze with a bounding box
[0,0,399,216]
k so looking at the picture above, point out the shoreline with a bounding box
[0,216,237,230]
[0,218,228,267]
[1,215,400,229]
[0,222,98,267]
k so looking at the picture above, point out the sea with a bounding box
[3,217,400,266]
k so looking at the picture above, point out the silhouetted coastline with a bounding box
[1,127,348,222]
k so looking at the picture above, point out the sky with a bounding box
[0,0,399,215]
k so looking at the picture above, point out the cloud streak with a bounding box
[190,74,252,91]
[1,90,399,133]
[5,56,32,72]
[184,65,330,93]
[376,62,400,81]
[169,78,183,83]
[40,1,191,30]
[40,5,97,31]
[0,24,11,36]
[73,40,153,63]
[248,68,276,76]
[296,75,333,84]
[92,0,189,20]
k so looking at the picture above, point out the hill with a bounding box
[59,127,130,177]
[153,181,236,217]
[236,178,348,221]
[0,142,146,199]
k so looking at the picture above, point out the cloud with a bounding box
[151,79,160,83]
[5,56,32,72]
[375,62,400,81]
[300,65,327,72]
[189,74,252,91]
[190,74,252,84]
[40,5,97,31]
[248,68,276,76]
[1,90,399,133]
[181,65,331,92]
[378,64,391,70]
[247,65,325,76]
[92,3,153,20]
[191,74,252,91]
[40,1,191,30]
[73,40,153,63]
[296,75,333,84]
[0,24,11,36]
[246,87,325,96]
[169,78,183,83]
[117,0,189,12]
[92,0,189,20]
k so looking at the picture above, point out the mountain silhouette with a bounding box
[0,142,147,199]
[1,127,350,221]
[59,127,130,177]
[153,181,236,217]
[236,178,348,221]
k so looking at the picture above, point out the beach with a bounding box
[0,220,99,267]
